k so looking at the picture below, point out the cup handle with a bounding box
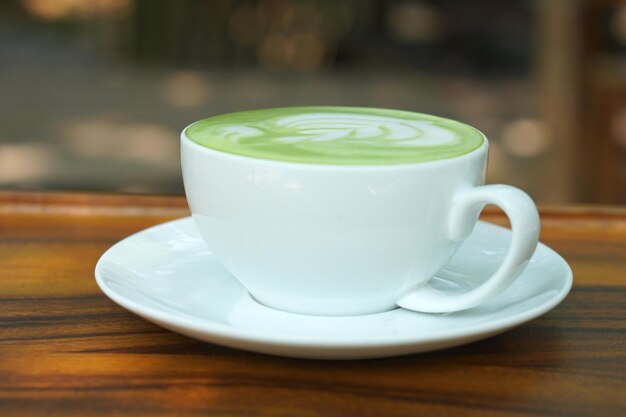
[397,184,540,313]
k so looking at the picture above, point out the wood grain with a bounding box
[0,191,625,417]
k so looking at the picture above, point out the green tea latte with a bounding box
[185,107,484,165]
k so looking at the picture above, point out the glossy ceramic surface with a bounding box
[183,129,539,315]
[95,217,572,360]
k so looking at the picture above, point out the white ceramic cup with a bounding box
[182,125,539,316]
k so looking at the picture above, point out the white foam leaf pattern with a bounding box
[215,113,460,148]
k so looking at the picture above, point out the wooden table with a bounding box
[1,192,625,417]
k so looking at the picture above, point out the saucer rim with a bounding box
[95,217,573,350]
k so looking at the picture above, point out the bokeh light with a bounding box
[288,32,325,71]
[161,71,212,108]
[62,118,178,163]
[21,0,130,20]
[229,5,263,46]
[258,33,291,70]
[386,1,441,43]
[0,143,56,184]
[501,118,551,158]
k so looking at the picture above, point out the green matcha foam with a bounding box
[185,107,485,165]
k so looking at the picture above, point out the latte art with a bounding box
[185,107,484,165]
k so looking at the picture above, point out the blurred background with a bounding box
[0,0,624,204]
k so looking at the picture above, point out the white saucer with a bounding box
[95,217,572,360]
